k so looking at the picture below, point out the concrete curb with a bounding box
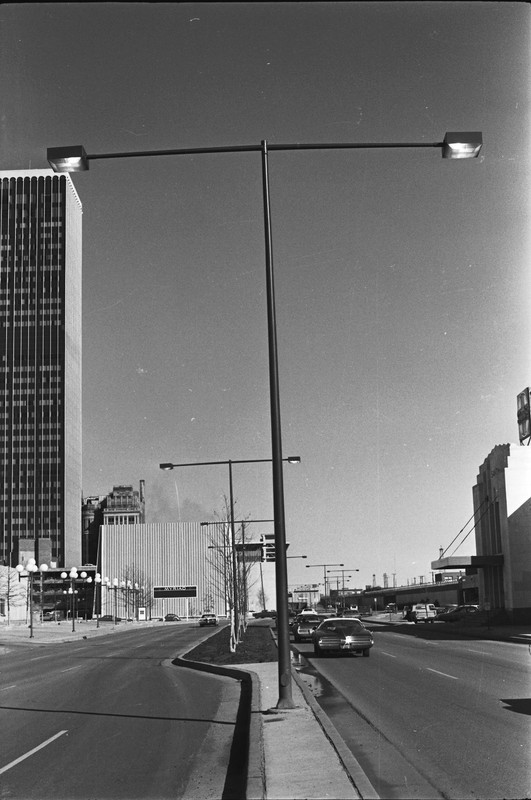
[290,652,380,800]
[173,642,266,800]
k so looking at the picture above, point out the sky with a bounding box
[1,2,530,602]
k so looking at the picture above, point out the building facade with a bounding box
[0,169,82,569]
[99,522,231,619]
[82,482,146,567]
[432,443,531,623]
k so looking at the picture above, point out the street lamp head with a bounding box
[47,145,89,172]
[442,132,483,159]
[286,456,301,464]
[159,463,174,471]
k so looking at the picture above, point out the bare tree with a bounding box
[121,565,154,620]
[0,566,26,624]
[205,497,258,651]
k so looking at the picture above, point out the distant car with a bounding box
[164,613,181,622]
[436,604,479,623]
[198,613,218,627]
[42,611,61,621]
[410,603,438,623]
[292,614,320,642]
[100,614,120,622]
[312,618,374,657]
[253,610,277,619]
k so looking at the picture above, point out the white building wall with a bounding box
[100,522,227,618]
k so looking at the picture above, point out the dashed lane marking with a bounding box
[426,667,459,680]
[0,730,68,775]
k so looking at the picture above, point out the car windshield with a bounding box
[299,617,319,625]
[319,621,364,634]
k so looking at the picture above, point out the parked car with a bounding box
[253,610,277,619]
[292,614,320,642]
[164,613,181,622]
[409,603,438,623]
[198,613,218,627]
[42,610,62,621]
[436,604,479,623]
[312,618,374,657]
[100,614,120,623]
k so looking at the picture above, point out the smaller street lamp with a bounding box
[94,573,102,627]
[16,558,47,638]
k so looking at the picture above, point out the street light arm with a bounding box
[47,134,483,173]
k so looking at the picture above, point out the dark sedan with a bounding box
[436,604,479,622]
[292,614,321,642]
[312,618,374,657]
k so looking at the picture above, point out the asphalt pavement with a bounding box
[1,615,530,800]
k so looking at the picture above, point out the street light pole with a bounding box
[306,563,345,609]
[161,457,299,655]
[48,131,482,709]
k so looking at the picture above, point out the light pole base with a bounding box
[275,697,298,710]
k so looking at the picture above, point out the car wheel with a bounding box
[362,649,370,657]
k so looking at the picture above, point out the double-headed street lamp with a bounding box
[306,563,345,605]
[160,457,300,653]
[327,567,359,607]
[48,131,482,707]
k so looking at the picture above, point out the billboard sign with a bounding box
[153,585,197,598]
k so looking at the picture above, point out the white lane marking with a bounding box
[60,665,83,673]
[0,730,68,775]
[427,667,458,680]
[0,685,17,691]
[467,648,488,654]
[380,651,397,658]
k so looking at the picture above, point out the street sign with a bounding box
[237,543,263,563]
[153,585,197,598]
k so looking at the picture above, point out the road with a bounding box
[295,622,531,800]
[0,622,239,799]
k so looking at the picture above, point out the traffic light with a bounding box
[262,534,276,562]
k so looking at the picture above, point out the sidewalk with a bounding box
[229,659,374,800]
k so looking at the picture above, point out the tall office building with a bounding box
[0,169,82,568]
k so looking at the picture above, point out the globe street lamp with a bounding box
[16,558,48,638]
[48,132,482,707]
[94,572,102,627]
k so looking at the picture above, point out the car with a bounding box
[198,613,218,627]
[312,618,374,657]
[100,614,120,622]
[164,613,181,622]
[340,610,361,619]
[42,610,62,621]
[253,610,277,619]
[409,603,438,623]
[436,604,479,623]
[292,614,320,642]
